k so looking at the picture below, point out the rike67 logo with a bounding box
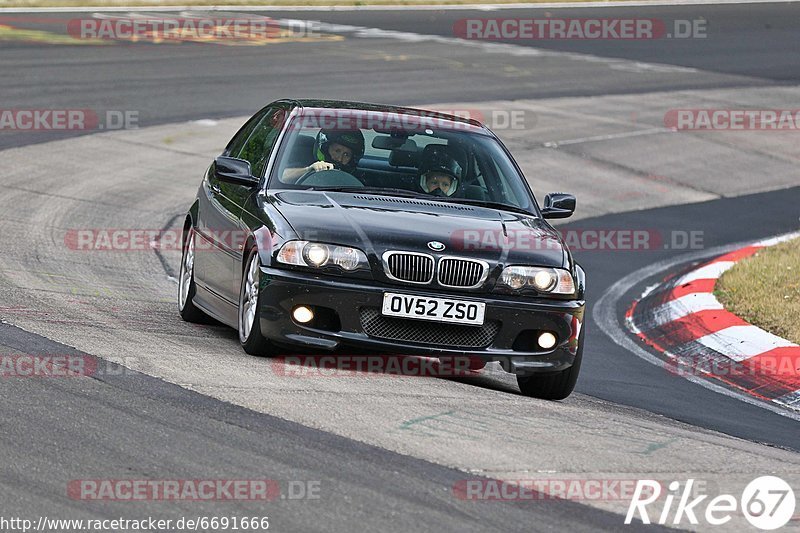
[626,476,795,530]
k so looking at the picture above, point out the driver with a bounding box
[282,128,365,183]
[417,145,463,197]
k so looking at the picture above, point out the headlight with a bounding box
[303,243,329,267]
[499,266,575,294]
[330,246,362,270]
[277,241,368,272]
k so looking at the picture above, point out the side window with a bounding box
[474,149,506,203]
[225,108,269,158]
[237,107,287,178]
[474,144,529,209]
[466,150,487,190]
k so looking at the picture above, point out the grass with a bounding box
[1,0,634,7]
[715,237,800,345]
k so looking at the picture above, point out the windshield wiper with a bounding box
[435,197,536,216]
[310,186,429,199]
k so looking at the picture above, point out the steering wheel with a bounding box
[295,168,364,188]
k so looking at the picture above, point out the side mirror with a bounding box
[214,156,260,187]
[541,193,576,219]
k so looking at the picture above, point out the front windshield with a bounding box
[268,109,536,213]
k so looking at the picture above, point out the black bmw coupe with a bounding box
[178,99,586,399]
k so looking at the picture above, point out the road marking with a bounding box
[774,389,800,408]
[542,127,670,148]
[695,325,797,362]
[646,292,724,326]
[614,230,800,413]
[756,233,800,247]
[676,260,734,284]
[281,18,699,75]
[0,9,702,75]
[593,234,800,423]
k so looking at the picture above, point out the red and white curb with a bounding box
[626,232,800,412]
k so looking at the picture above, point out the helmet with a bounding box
[418,145,463,197]
[314,129,365,172]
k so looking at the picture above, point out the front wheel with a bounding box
[516,326,584,400]
[238,248,276,356]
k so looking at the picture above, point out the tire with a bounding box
[238,248,276,356]
[516,326,585,400]
[178,227,207,323]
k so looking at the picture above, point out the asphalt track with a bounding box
[582,187,800,442]
[0,322,642,532]
[1,4,800,530]
[2,2,800,149]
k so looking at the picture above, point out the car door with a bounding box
[230,105,290,296]
[195,107,281,311]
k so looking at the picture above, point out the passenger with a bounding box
[423,172,455,196]
[417,146,463,197]
[282,128,365,183]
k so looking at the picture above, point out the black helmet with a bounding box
[314,129,365,171]
[418,145,463,197]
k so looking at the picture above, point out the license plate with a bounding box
[381,293,486,326]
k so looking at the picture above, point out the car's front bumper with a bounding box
[258,266,585,374]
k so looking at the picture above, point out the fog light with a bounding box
[293,306,314,324]
[538,332,557,350]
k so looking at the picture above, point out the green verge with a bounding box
[715,237,800,345]
[1,0,640,7]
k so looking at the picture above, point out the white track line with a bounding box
[542,127,670,149]
[756,233,800,246]
[774,390,800,407]
[281,18,698,73]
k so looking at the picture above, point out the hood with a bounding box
[271,191,568,272]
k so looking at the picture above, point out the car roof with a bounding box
[277,99,488,133]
